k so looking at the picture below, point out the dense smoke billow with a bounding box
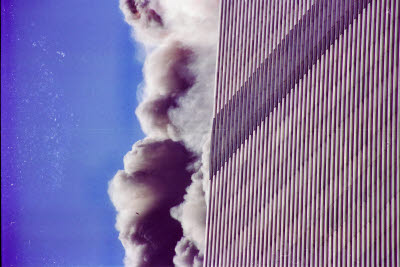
[108,0,219,266]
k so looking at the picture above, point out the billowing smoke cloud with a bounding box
[108,0,219,266]
[108,139,195,266]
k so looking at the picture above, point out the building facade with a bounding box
[205,0,399,266]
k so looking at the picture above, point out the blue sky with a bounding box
[1,0,144,265]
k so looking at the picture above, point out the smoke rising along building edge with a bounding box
[205,0,399,266]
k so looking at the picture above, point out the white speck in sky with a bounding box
[56,51,66,57]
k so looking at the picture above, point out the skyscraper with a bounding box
[205,0,399,266]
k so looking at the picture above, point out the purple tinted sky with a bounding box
[1,0,144,265]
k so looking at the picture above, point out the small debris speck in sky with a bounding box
[56,51,66,57]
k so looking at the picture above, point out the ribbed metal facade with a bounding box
[205,0,399,266]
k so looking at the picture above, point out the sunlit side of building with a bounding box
[205,0,399,266]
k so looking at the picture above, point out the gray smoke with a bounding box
[108,0,219,266]
[108,138,195,266]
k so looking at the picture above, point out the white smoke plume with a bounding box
[108,0,219,266]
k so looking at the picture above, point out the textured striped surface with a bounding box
[205,0,399,266]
